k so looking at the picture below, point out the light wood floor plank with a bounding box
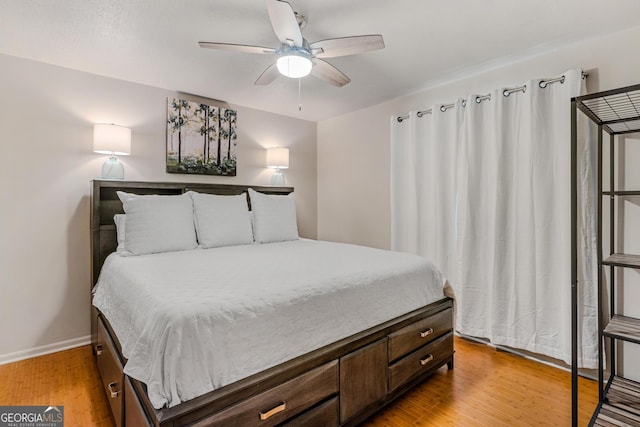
[0,336,597,426]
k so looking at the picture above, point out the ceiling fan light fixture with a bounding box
[276,52,312,78]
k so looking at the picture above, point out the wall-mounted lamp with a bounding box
[266,147,289,186]
[93,123,131,180]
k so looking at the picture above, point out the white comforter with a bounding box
[92,239,445,409]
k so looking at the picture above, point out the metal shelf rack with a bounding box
[572,83,640,426]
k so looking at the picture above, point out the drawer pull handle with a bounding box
[95,344,103,356]
[259,402,286,421]
[420,328,434,338]
[108,382,120,399]
[420,354,434,366]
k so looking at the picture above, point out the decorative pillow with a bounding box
[248,188,299,243]
[113,214,126,253]
[187,191,254,248]
[116,191,198,255]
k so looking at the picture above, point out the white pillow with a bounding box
[188,191,253,248]
[248,188,299,243]
[116,191,198,255]
[114,214,126,253]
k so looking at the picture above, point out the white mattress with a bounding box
[92,239,445,409]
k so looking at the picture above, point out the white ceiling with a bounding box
[2,0,640,122]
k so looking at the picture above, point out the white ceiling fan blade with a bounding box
[255,63,281,85]
[199,42,276,55]
[311,59,351,87]
[266,0,303,47]
[310,35,385,59]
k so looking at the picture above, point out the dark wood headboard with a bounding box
[90,180,294,288]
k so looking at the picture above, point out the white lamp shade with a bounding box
[93,124,131,155]
[267,147,289,169]
[276,55,312,78]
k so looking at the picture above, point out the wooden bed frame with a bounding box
[90,180,454,427]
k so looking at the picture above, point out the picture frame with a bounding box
[166,97,238,176]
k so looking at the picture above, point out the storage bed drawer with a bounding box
[282,396,339,427]
[96,316,124,427]
[191,360,339,426]
[388,332,454,393]
[388,308,452,363]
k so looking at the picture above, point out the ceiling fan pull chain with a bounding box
[298,78,303,111]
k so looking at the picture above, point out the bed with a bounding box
[90,180,454,427]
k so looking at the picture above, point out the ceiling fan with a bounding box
[199,0,385,87]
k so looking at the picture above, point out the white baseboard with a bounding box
[0,335,91,365]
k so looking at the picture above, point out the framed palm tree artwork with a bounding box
[166,97,238,176]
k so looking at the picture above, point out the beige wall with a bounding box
[0,53,317,362]
[317,25,640,379]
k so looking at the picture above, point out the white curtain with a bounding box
[391,69,598,368]
[391,101,463,280]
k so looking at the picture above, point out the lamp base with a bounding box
[271,169,285,187]
[101,155,125,180]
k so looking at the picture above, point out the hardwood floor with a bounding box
[0,336,598,426]
[364,337,598,426]
[0,345,113,426]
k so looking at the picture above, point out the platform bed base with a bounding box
[95,298,454,427]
